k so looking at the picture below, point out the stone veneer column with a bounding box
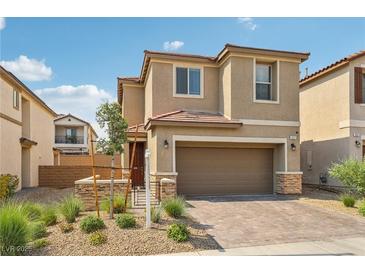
[150,173,177,201]
[275,172,303,194]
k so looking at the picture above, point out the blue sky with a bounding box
[1,17,364,135]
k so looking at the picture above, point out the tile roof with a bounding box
[147,110,242,126]
[300,50,365,85]
[127,123,146,133]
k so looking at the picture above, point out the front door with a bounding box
[129,142,145,187]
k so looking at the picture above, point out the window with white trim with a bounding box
[176,67,201,96]
[13,90,19,109]
[255,64,272,101]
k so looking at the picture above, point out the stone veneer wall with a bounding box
[275,172,303,194]
[74,180,130,210]
[150,174,177,201]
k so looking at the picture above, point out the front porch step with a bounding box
[132,188,160,208]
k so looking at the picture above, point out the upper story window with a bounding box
[254,60,279,103]
[13,90,19,109]
[174,66,203,97]
[354,67,365,104]
[255,64,272,101]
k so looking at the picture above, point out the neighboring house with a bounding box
[54,114,98,155]
[300,50,365,188]
[118,44,309,197]
[0,65,57,189]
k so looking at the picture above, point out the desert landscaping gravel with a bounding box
[29,211,220,256]
[298,185,363,217]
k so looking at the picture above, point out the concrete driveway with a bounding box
[186,196,365,249]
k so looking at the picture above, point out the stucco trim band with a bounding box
[239,119,300,127]
[0,112,22,126]
[339,119,365,129]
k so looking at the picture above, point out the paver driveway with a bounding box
[186,196,365,249]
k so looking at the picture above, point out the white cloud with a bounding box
[35,85,114,138]
[0,17,5,30]
[237,17,258,31]
[0,55,53,81]
[163,41,184,51]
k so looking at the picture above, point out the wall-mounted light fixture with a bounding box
[290,143,296,151]
[164,139,169,149]
[355,140,361,148]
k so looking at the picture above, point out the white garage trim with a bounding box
[172,135,288,173]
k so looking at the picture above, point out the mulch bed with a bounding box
[28,211,220,256]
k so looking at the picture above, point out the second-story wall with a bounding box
[226,56,300,121]
[122,86,145,127]
[349,55,365,120]
[300,66,350,143]
[148,62,220,118]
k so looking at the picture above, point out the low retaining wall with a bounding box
[74,177,130,210]
[275,171,303,194]
[39,166,123,188]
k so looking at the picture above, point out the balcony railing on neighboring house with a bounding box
[55,136,84,144]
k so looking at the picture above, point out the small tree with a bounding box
[329,158,365,195]
[96,102,128,218]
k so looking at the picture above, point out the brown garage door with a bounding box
[176,147,273,196]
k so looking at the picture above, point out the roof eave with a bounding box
[146,120,243,130]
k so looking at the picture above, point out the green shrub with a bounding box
[340,194,356,207]
[359,201,365,216]
[151,206,162,223]
[89,231,107,246]
[29,222,47,240]
[22,202,43,221]
[32,238,49,249]
[0,203,29,255]
[162,197,186,218]
[100,195,127,214]
[0,174,19,200]
[167,223,189,242]
[115,213,136,229]
[59,223,74,233]
[59,195,84,223]
[40,206,57,226]
[329,159,365,195]
[80,215,105,233]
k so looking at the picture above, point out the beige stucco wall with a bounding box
[0,75,55,188]
[122,86,145,127]
[149,62,219,117]
[219,59,232,117]
[300,65,351,186]
[148,125,300,174]
[349,55,365,120]
[230,57,299,121]
[21,89,55,187]
[0,118,22,187]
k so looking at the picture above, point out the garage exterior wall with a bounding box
[150,125,300,174]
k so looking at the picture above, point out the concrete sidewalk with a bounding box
[168,237,365,256]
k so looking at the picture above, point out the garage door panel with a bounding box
[176,147,273,196]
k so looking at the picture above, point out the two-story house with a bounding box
[119,44,309,198]
[0,65,57,189]
[300,51,365,188]
[54,113,98,155]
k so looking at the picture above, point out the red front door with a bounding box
[129,142,145,187]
